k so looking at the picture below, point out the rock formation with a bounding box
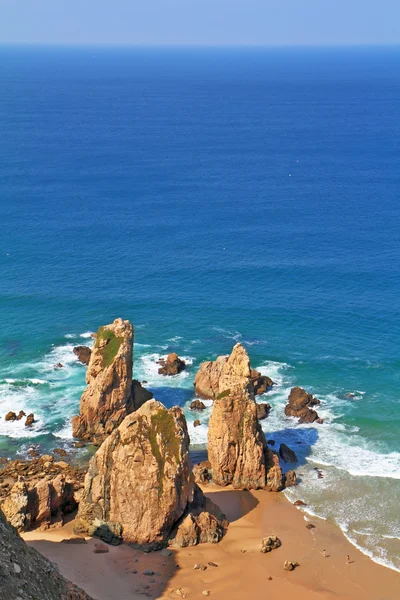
[256,402,271,420]
[279,443,298,463]
[73,345,92,365]
[0,456,85,532]
[207,386,285,490]
[75,399,227,549]
[285,387,322,424]
[158,352,186,375]
[72,318,153,444]
[190,399,206,411]
[194,343,273,400]
[260,535,282,553]
[0,507,94,600]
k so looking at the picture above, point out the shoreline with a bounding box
[23,485,400,600]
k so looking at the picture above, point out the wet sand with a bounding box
[23,486,400,600]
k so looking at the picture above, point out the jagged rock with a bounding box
[73,345,92,365]
[285,387,321,424]
[265,451,285,492]
[5,411,17,421]
[256,403,271,420]
[0,458,85,532]
[194,343,273,399]
[279,443,298,464]
[193,419,201,427]
[0,507,94,599]
[25,413,35,426]
[193,461,212,485]
[75,400,227,549]
[260,535,282,553]
[284,560,299,571]
[190,399,206,411]
[284,470,297,487]
[16,410,26,420]
[208,387,282,490]
[72,319,153,444]
[158,353,186,376]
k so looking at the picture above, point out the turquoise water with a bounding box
[0,45,399,569]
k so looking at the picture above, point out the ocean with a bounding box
[0,45,399,571]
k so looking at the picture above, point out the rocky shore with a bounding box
[2,318,398,598]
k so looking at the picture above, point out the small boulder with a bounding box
[193,563,207,571]
[285,387,321,424]
[16,411,26,421]
[53,448,68,457]
[54,363,64,369]
[284,560,299,571]
[158,353,186,376]
[73,346,92,365]
[279,443,298,464]
[25,414,35,427]
[190,400,206,411]
[5,411,17,422]
[193,420,201,427]
[284,470,297,488]
[260,535,282,553]
[293,500,307,506]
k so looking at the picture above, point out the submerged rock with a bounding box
[73,345,92,365]
[279,443,298,464]
[158,353,186,376]
[285,387,321,424]
[194,343,273,400]
[75,400,227,549]
[72,318,153,444]
[190,399,206,411]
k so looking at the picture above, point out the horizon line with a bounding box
[1,41,400,49]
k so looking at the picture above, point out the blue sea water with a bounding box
[0,45,399,569]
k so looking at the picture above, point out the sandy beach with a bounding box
[23,485,400,600]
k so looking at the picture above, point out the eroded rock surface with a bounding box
[285,387,322,424]
[0,456,85,532]
[73,345,92,365]
[194,343,273,400]
[158,353,186,376]
[208,387,284,490]
[0,507,93,600]
[75,399,227,549]
[256,402,271,420]
[72,318,153,444]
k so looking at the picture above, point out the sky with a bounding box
[0,0,399,46]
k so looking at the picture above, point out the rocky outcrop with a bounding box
[0,507,94,600]
[73,345,92,365]
[256,402,271,420]
[265,449,285,492]
[72,318,153,444]
[194,343,273,400]
[208,386,284,490]
[284,470,297,488]
[190,399,206,411]
[285,387,322,424]
[279,443,298,464]
[0,456,85,532]
[157,353,186,376]
[75,400,227,549]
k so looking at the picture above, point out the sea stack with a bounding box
[194,343,273,400]
[285,386,322,424]
[75,399,227,549]
[72,318,152,444]
[207,385,285,491]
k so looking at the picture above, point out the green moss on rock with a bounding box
[149,408,181,496]
[96,326,123,368]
